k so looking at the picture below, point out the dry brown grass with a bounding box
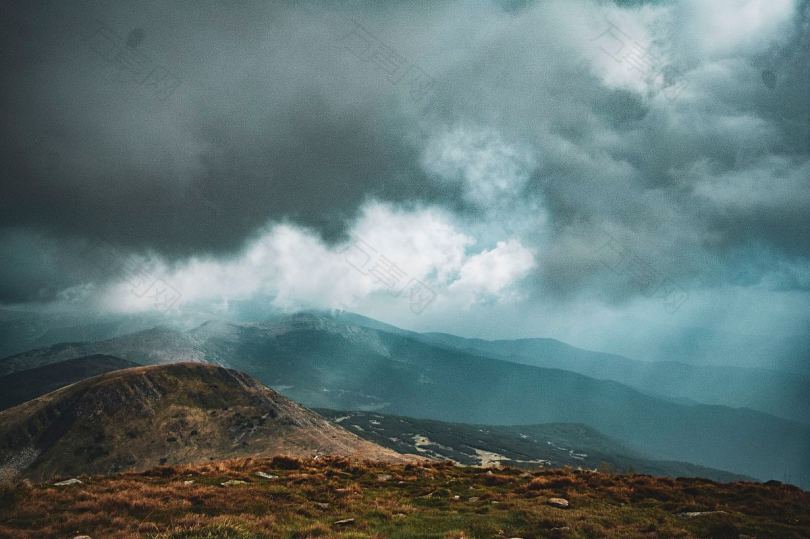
[0,457,808,538]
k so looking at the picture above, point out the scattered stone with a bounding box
[182,480,195,485]
[314,502,330,509]
[255,471,278,479]
[547,497,570,509]
[453,495,461,500]
[220,480,248,487]
[376,473,393,481]
[72,536,92,539]
[333,518,355,526]
[54,478,83,486]
[393,513,406,519]
[676,510,727,518]
[468,496,479,502]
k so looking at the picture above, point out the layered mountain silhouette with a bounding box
[1,312,808,486]
[338,312,810,425]
[0,356,750,488]
[0,308,168,359]
[0,362,404,481]
[7,310,806,424]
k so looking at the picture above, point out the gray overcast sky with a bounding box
[1,0,808,366]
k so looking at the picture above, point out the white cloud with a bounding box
[448,239,536,307]
[678,0,797,57]
[349,201,474,284]
[421,125,538,207]
[578,2,681,98]
[98,201,534,314]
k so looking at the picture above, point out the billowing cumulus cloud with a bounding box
[87,201,534,314]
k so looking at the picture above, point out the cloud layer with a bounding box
[1,0,808,360]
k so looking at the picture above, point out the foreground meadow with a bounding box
[1,457,808,538]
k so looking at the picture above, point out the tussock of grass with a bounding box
[0,456,808,538]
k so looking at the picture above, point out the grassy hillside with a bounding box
[0,363,402,481]
[0,456,807,538]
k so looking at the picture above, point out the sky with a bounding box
[1,0,809,368]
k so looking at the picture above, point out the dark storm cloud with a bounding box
[0,0,442,258]
[1,0,809,307]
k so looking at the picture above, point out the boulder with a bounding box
[220,479,248,487]
[54,478,83,486]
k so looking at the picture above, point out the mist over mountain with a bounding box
[4,312,808,487]
[414,332,810,426]
[4,308,807,425]
[1,0,809,373]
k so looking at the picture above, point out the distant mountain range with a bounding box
[338,312,810,425]
[0,362,403,481]
[1,312,807,486]
[623,326,810,376]
[0,354,139,411]
[2,308,807,424]
[0,355,747,485]
[0,308,171,360]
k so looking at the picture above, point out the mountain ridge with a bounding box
[1,312,808,486]
[339,313,810,425]
[0,362,406,481]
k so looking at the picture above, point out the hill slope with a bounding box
[0,363,404,481]
[316,410,749,483]
[0,355,139,411]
